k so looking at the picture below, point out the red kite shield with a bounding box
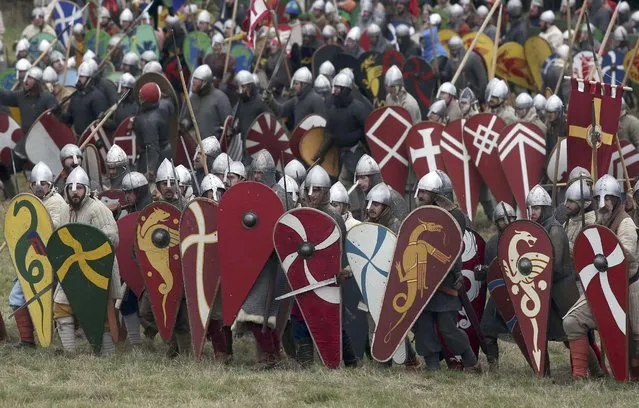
[273,208,342,368]
[497,122,546,213]
[290,114,326,160]
[180,198,221,360]
[403,57,437,119]
[405,121,446,179]
[574,225,629,382]
[486,259,531,367]
[440,119,481,220]
[135,202,184,341]
[365,106,412,193]
[25,110,75,176]
[463,113,514,204]
[116,212,144,298]
[372,206,463,362]
[0,112,23,164]
[112,116,138,166]
[218,182,285,326]
[245,112,294,171]
[382,49,406,73]
[608,139,639,181]
[174,132,197,167]
[546,137,567,184]
[567,79,623,178]
[498,220,554,376]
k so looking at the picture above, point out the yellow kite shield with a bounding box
[438,28,457,56]
[524,37,552,91]
[299,127,340,178]
[496,42,537,91]
[4,193,54,347]
[623,49,639,85]
[462,32,494,75]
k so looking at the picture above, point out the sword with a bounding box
[275,277,338,300]
[8,282,55,319]
[265,34,293,92]
[180,135,201,196]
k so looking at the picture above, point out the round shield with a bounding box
[312,44,344,76]
[299,127,340,178]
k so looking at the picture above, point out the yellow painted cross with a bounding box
[568,97,614,147]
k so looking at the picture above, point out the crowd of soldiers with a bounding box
[1,0,639,380]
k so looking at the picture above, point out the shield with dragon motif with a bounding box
[135,202,183,341]
[356,51,385,104]
[131,24,160,56]
[382,49,405,73]
[463,113,514,205]
[574,225,628,382]
[346,223,407,364]
[372,206,463,362]
[290,114,326,160]
[299,127,340,178]
[218,182,284,325]
[85,28,111,60]
[116,212,144,298]
[25,109,76,175]
[112,116,139,166]
[273,208,342,368]
[498,220,553,376]
[440,119,481,220]
[524,37,552,92]
[0,112,23,165]
[230,41,255,72]
[405,121,446,179]
[48,223,114,353]
[496,42,537,91]
[402,57,436,119]
[365,106,412,194]
[486,259,531,366]
[5,194,54,347]
[608,139,639,181]
[183,31,213,72]
[546,137,567,184]
[498,122,546,214]
[180,198,221,360]
[246,112,294,172]
[312,44,343,76]
[601,50,626,85]
[462,32,495,75]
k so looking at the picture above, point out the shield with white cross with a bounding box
[497,122,546,214]
[463,113,514,205]
[365,106,412,194]
[608,139,639,181]
[246,112,294,172]
[405,121,446,179]
[601,50,626,86]
[574,225,629,382]
[440,119,481,221]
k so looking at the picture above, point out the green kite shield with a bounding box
[0,68,17,90]
[183,31,212,72]
[29,33,64,61]
[230,41,255,73]
[85,28,111,60]
[131,25,160,57]
[48,223,114,353]
[4,194,55,347]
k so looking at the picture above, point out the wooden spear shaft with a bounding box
[452,0,501,86]
[223,0,239,78]
[554,4,586,95]
[490,4,503,80]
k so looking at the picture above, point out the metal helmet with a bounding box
[252,149,276,171]
[319,61,335,78]
[291,67,313,87]
[414,170,444,197]
[435,170,453,200]
[526,184,552,207]
[459,87,476,103]
[322,25,336,39]
[428,100,447,117]
[138,82,161,104]
[614,26,627,42]
[142,61,163,74]
[43,66,57,83]
[120,8,134,23]
[396,24,410,37]
[437,82,457,98]
[330,181,349,204]
[593,174,622,209]
[108,35,121,48]
[25,67,43,82]
[212,153,230,176]
[384,65,403,88]
[632,10,639,23]
[122,52,139,67]
[212,33,224,46]
[193,64,213,81]
[50,50,65,64]
[30,161,54,184]
[346,27,361,42]
[140,50,157,63]
[60,143,82,164]
[565,180,593,204]
[514,92,533,110]
[492,201,516,222]
[235,70,255,86]
[105,144,128,169]
[311,0,325,11]
[16,58,32,73]
[618,0,630,13]
[355,154,380,177]
[540,10,555,24]
[533,94,547,112]
[38,39,50,54]
[278,175,299,202]
[448,35,464,50]
[72,23,85,35]
[332,72,353,89]
[66,166,90,192]
[224,19,236,31]
[99,6,110,19]
[16,38,29,55]
[228,161,246,178]
[156,158,177,185]
[429,13,442,25]
[120,171,147,193]
[314,74,331,93]
[545,94,563,113]
[367,23,381,36]
[198,10,211,24]
[489,80,509,101]
[176,165,191,187]
[449,3,463,18]
[200,174,226,201]
[366,183,391,209]
[83,49,96,61]
[118,72,136,90]
[194,136,221,161]
[285,159,307,185]
[304,165,331,194]
[507,0,523,17]
[476,5,489,18]
[324,1,336,14]
[568,166,591,183]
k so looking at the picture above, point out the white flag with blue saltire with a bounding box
[54,1,86,48]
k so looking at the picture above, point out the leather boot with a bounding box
[14,307,35,347]
[166,337,179,359]
[484,336,500,372]
[342,330,358,368]
[568,336,589,379]
[56,317,76,354]
[123,313,142,346]
[296,338,315,368]
[587,345,604,378]
[177,333,192,356]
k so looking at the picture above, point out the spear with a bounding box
[95,0,102,58]
[554,3,586,95]
[222,0,239,79]
[12,27,69,91]
[79,89,131,150]
[490,4,503,81]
